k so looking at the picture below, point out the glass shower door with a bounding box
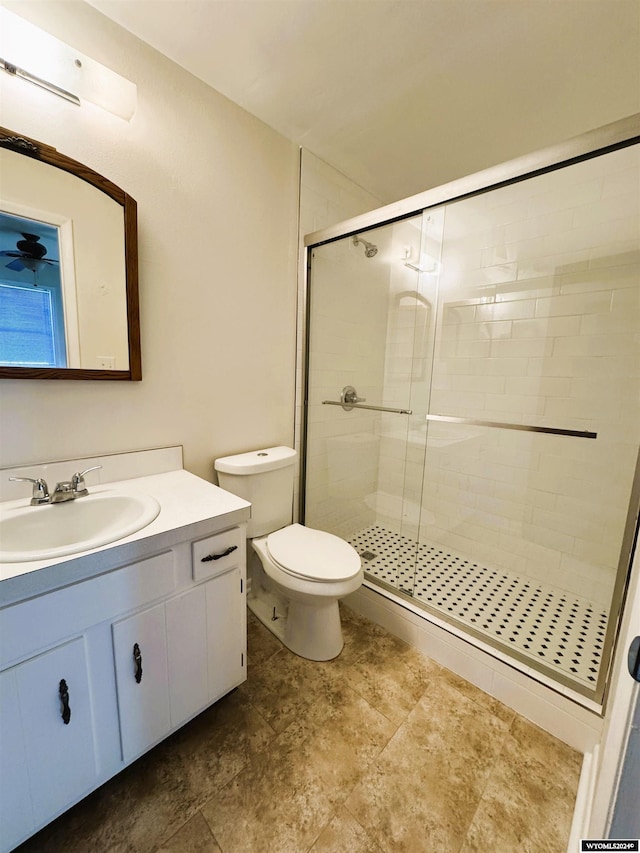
[415,144,640,695]
[303,214,433,593]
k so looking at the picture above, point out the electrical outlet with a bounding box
[97,356,116,369]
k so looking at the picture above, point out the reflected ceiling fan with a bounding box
[0,232,59,285]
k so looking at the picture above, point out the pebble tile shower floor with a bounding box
[350,524,608,689]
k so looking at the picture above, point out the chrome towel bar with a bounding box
[425,414,597,439]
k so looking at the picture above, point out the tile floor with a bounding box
[16,606,582,853]
[350,524,608,688]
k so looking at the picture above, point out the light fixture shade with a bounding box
[0,7,137,120]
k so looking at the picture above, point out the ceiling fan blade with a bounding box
[6,258,26,271]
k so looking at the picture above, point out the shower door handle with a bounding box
[322,400,412,415]
[342,386,365,406]
[322,385,412,415]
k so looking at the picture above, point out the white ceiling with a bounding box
[87,0,640,203]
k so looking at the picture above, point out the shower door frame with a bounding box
[300,113,640,706]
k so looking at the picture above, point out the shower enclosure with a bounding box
[301,117,640,702]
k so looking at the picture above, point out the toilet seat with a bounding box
[266,523,361,582]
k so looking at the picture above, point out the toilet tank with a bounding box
[214,446,297,538]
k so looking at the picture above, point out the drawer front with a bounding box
[1,551,176,669]
[192,527,242,581]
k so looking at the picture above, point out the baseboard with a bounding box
[567,746,599,852]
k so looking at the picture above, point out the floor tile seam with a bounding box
[197,807,225,853]
[350,685,407,731]
[338,638,390,670]
[341,798,385,852]
[449,725,516,853]
[326,676,407,744]
[304,813,332,853]
[236,698,280,766]
[159,809,216,850]
[502,718,583,782]
[349,637,443,712]
[436,670,516,728]
[339,624,438,715]
[154,798,213,849]
[276,681,396,745]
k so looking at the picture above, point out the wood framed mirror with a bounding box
[0,127,141,380]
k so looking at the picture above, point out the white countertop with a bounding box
[0,469,251,606]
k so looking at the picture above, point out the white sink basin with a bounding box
[0,491,161,563]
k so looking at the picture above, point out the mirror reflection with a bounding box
[0,212,67,367]
[0,128,140,380]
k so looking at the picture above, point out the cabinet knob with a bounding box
[59,679,71,724]
[201,545,238,563]
[133,643,143,683]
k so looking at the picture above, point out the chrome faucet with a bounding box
[71,466,102,498]
[9,465,102,505]
[51,466,102,503]
[8,476,51,506]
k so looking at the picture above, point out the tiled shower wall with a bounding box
[414,145,640,604]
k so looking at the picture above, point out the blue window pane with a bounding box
[0,284,58,366]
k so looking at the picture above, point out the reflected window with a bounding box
[0,212,66,367]
[0,279,66,367]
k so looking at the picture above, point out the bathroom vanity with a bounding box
[0,449,250,852]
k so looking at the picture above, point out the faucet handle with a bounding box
[71,465,102,497]
[9,476,50,506]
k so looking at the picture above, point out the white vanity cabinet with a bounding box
[112,552,246,762]
[0,638,98,851]
[112,600,172,761]
[0,518,247,853]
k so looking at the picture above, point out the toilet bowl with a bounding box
[252,524,363,660]
[214,447,363,661]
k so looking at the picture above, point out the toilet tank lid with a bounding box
[215,446,297,475]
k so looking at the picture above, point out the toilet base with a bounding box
[284,597,344,661]
[248,565,344,661]
[247,586,289,645]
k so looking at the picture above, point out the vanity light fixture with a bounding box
[0,8,137,120]
[0,57,80,106]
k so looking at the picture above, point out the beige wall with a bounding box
[0,1,299,481]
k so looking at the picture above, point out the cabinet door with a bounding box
[112,603,170,762]
[13,638,97,826]
[0,670,34,851]
[166,586,208,727]
[205,566,246,701]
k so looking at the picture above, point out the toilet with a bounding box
[214,446,363,661]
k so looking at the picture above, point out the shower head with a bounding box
[352,235,378,258]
